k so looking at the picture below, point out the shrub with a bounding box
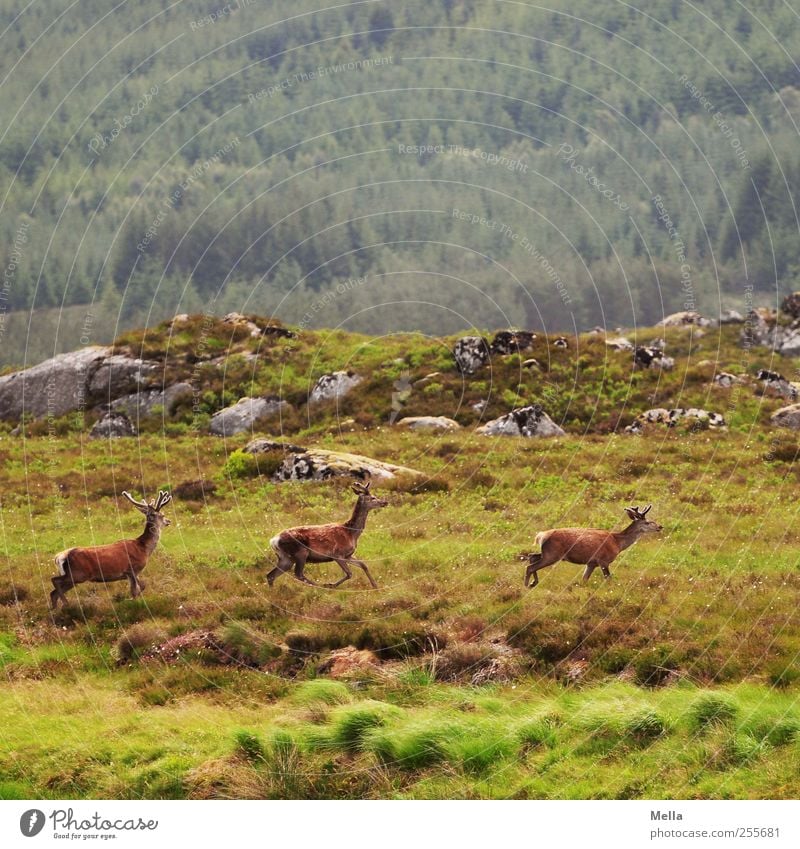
[115,624,168,664]
[687,692,739,732]
[223,450,262,479]
[218,621,281,667]
[622,709,667,744]
[633,645,679,686]
[233,730,265,762]
[767,661,800,689]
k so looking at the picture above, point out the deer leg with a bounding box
[525,553,558,588]
[600,564,612,580]
[348,558,378,589]
[324,559,353,589]
[129,573,145,598]
[50,575,73,609]
[292,551,324,587]
[582,563,598,583]
[267,551,293,587]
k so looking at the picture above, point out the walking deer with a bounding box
[522,505,662,588]
[267,480,387,589]
[50,490,172,609]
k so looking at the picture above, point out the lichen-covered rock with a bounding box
[660,310,713,327]
[742,309,800,356]
[244,437,307,455]
[489,330,536,355]
[0,347,111,420]
[634,346,674,370]
[308,371,362,403]
[553,336,569,348]
[453,336,490,374]
[271,448,426,483]
[210,396,287,436]
[756,370,799,401]
[476,405,565,437]
[111,382,193,419]
[626,407,726,433]
[771,403,800,430]
[89,412,136,439]
[719,309,744,324]
[396,416,461,432]
[713,372,744,388]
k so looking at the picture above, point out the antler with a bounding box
[122,491,150,514]
[352,477,372,494]
[640,504,652,516]
[154,490,172,512]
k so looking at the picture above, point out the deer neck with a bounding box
[138,517,161,554]
[616,521,644,551]
[344,497,370,539]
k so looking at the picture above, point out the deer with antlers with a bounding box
[522,505,662,588]
[267,480,387,589]
[50,490,172,609]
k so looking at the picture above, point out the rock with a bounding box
[605,336,634,351]
[0,347,111,421]
[141,630,222,664]
[781,292,800,319]
[309,371,362,403]
[719,309,744,324]
[271,448,426,483]
[778,326,800,356]
[626,407,726,433]
[489,330,536,355]
[261,324,296,339]
[453,336,490,374]
[771,403,800,430]
[522,358,541,370]
[756,369,799,401]
[634,346,671,370]
[317,646,380,679]
[660,310,713,327]
[477,405,565,437]
[244,437,307,455]
[396,416,461,432]
[412,372,442,388]
[650,355,675,371]
[89,412,136,439]
[742,309,800,355]
[223,312,262,337]
[210,396,287,436]
[471,399,487,413]
[111,382,193,419]
[87,354,160,403]
[553,336,569,348]
[713,372,743,388]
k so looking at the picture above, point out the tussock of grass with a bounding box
[289,680,352,707]
[687,693,740,732]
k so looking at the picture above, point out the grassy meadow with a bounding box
[0,320,799,799]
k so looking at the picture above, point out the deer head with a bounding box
[122,490,173,528]
[623,504,662,533]
[352,480,388,511]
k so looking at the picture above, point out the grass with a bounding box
[0,319,798,797]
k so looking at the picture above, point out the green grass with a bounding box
[0,320,799,798]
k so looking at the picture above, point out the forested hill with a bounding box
[1,0,800,364]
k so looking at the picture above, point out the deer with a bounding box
[522,505,662,588]
[50,490,172,609]
[267,480,387,589]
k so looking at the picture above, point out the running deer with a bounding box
[50,490,172,609]
[522,505,662,588]
[267,480,387,589]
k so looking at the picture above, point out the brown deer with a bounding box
[50,490,172,609]
[267,480,387,589]
[522,505,662,588]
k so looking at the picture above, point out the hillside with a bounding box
[0,312,798,799]
[2,0,800,364]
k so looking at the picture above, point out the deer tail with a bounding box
[54,550,71,576]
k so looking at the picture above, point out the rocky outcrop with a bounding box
[396,416,461,432]
[308,371,362,403]
[476,405,565,437]
[771,403,800,430]
[660,310,713,327]
[605,336,634,351]
[0,347,110,420]
[453,336,490,374]
[719,309,744,324]
[0,347,167,421]
[742,309,800,356]
[489,330,536,355]
[713,372,744,388]
[626,407,726,433]
[244,437,307,455]
[89,412,136,439]
[272,448,426,483]
[634,346,674,371]
[209,396,287,436]
[756,369,799,402]
[111,382,193,419]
